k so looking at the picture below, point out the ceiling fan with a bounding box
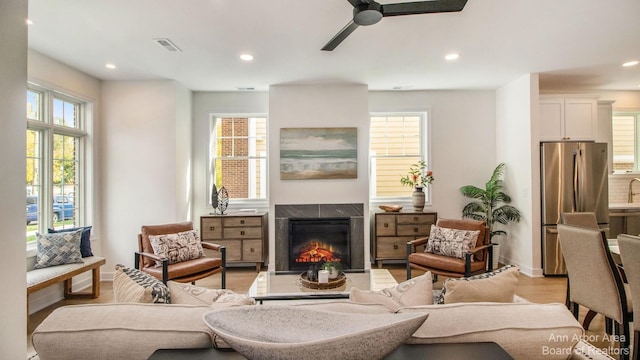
[322,0,468,51]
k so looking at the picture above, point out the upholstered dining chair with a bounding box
[618,234,640,360]
[135,221,226,288]
[557,224,631,359]
[406,218,492,281]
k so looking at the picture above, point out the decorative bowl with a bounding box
[203,306,428,360]
[379,204,403,212]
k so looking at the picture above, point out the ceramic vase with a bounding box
[412,186,425,212]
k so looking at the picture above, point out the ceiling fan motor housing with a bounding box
[354,2,383,26]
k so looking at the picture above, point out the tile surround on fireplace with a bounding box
[274,203,364,271]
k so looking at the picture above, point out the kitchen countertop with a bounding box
[609,203,640,211]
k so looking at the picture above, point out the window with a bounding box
[209,116,268,202]
[612,111,640,172]
[26,87,89,243]
[369,112,430,199]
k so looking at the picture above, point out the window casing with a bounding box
[369,112,431,201]
[209,115,268,204]
[26,86,89,244]
[612,111,640,173]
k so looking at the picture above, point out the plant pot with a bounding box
[412,187,425,212]
[492,243,500,270]
[327,266,340,279]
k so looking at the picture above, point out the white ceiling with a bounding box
[27,0,640,92]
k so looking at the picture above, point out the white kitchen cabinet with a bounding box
[539,96,598,141]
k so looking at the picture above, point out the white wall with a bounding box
[191,91,270,219]
[496,74,540,277]
[0,0,27,357]
[269,84,370,270]
[101,80,192,277]
[369,90,497,219]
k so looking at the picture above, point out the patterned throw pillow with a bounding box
[113,264,170,303]
[48,226,93,257]
[168,281,255,307]
[148,229,204,267]
[349,272,433,311]
[34,229,84,269]
[437,264,520,304]
[425,225,480,260]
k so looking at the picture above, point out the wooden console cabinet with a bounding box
[372,211,437,268]
[200,212,268,271]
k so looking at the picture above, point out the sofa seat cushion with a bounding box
[143,256,223,280]
[398,302,583,360]
[409,251,486,274]
[32,303,214,360]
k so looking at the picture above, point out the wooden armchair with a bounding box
[134,221,226,288]
[406,218,493,280]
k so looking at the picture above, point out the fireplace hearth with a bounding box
[289,217,351,271]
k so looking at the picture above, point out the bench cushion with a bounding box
[27,256,104,290]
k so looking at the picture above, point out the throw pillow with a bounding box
[349,272,433,311]
[438,264,520,304]
[113,264,170,304]
[148,229,204,266]
[48,226,93,257]
[34,229,84,269]
[167,281,255,307]
[425,225,479,260]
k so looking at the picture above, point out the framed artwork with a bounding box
[280,127,357,180]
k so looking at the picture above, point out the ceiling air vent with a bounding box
[237,87,255,91]
[153,38,182,52]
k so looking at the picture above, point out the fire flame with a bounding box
[294,241,341,264]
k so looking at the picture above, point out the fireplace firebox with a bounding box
[288,217,351,271]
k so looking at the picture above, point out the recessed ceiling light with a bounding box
[240,54,254,61]
[105,63,116,69]
[622,60,639,67]
[26,19,33,25]
[445,53,460,61]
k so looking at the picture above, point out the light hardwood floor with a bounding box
[27,265,618,358]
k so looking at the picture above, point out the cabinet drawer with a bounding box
[377,237,409,259]
[223,217,262,227]
[242,239,263,262]
[212,240,241,261]
[224,227,262,239]
[376,215,397,236]
[397,224,431,237]
[201,218,223,239]
[396,214,435,225]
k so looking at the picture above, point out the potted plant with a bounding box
[323,261,343,279]
[400,160,434,212]
[459,163,522,268]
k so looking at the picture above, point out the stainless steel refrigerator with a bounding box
[541,142,609,275]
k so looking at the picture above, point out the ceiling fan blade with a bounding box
[381,0,468,17]
[321,21,359,51]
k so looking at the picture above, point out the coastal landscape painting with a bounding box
[280,127,357,180]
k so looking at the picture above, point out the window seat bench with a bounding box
[27,256,106,315]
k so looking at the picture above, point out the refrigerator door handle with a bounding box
[573,150,579,211]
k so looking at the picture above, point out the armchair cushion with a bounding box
[350,272,433,311]
[425,225,479,260]
[437,265,520,304]
[148,229,204,266]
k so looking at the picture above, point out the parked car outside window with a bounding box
[26,195,75,224]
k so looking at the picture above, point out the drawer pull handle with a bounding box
[384,223,389,228]
[250,248,255,253]
[413,228,418,233]
[210,226,216,231]
[240,220,245,224]
[241,231,245,236]
[413,217,418,221]
[393,244,398,250]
